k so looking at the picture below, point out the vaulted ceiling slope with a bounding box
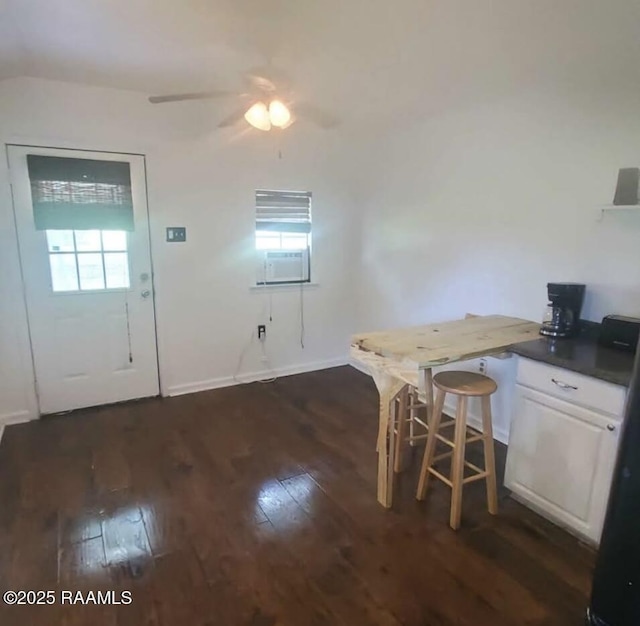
[1,0,640,127]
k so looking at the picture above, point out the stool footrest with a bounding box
[403,433,429,443]
[426,456,488,487]
[464,460,485,475]
[428,467,453,487]
[393,415,429,428]
[435,433,455,448]
[412,416,429,429]
[432,430,485,447]
[463,471,489,484]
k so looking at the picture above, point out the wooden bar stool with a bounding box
[416,371,499,530]
[393,368,434,472]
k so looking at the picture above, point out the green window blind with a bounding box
[27,155,135,231]
[256,190,312,233]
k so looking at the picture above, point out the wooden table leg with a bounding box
[374,375,406,508]
[394,386,411,473]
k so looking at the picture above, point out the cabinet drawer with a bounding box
[516,357,626,416]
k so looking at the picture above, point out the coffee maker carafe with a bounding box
[540,282,586,338]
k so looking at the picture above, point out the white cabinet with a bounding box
[505,358,625,544]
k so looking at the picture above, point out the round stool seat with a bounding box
[433,371,497,397]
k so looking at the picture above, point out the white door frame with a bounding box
[6,143,162,415]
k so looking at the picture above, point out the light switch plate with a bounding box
[166,227,186,242]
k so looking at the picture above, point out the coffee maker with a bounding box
[540,282,586,338]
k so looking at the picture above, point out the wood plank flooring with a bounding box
[0,366,595,625]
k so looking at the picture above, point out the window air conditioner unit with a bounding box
[257,249,310,284]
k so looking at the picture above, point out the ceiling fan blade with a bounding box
[148,91,233,104]
[217,106,249,128]
[244,66,291,94]
[295,102,339,129]
[245,73,277,94]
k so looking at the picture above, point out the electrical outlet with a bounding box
[258,325,266,340]
[479,358,487,375]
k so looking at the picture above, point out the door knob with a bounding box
[141,289,151,299]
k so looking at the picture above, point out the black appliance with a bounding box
[599,316,640,354]
[540,282,586,338]
[587,341,640,625]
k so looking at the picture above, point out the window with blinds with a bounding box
[27,155,135,231]
[255,190,311,284]
[255,190,311,251]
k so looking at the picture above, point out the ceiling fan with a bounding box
[148,68,338,132]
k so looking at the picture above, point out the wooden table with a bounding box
[350,315,540,508]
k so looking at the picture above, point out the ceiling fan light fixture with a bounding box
[279,115,295,130]
[244,102,271,131]
[268,100,291,128]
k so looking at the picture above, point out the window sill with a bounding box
[249,282,320,293]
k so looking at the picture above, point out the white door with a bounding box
[505,385,621,543]
[8,145,159,414]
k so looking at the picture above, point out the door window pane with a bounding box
[49,254,79,292]
[75,230,102,252]
[104,253,130,289]
[46,229,131,293]
[102,230,127,251]
[78,253,105,290]
[46,230,75,253]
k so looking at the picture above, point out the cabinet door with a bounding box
[505,385,621,543]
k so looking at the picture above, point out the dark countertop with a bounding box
[509,336,635,387]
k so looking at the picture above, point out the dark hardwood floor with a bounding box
[0,366,595,625]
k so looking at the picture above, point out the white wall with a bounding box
[0,77,359,425]
[357,93,640,331]
[354,1,640,439]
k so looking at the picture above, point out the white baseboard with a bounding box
[166,357,349,397]
[0,409,35,426]
[0,410,36,443]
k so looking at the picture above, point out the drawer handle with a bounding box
[607,424,616,432]
[551,378,578,390]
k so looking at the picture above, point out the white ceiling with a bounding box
[2,0,640,127]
